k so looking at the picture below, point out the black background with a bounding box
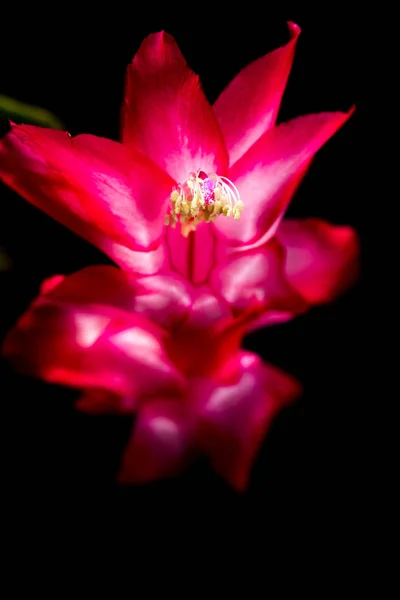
[0,2,368,577]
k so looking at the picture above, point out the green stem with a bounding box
[0,94,65,129]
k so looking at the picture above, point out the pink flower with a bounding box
[0,24,358,490]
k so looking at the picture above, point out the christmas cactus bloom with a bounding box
[0,24,358,489]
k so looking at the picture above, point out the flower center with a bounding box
[165,170,243,236]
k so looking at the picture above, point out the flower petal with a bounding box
[0,125,96,240]
[165,222,217,285]
[215,109,354,246]
[71,134,175,250]
[43,265,137,310]
[121,31,228,182]
[194,352,301,491]
[0,123,174,251]
[44,266,196,337]
[210,240,306,316]
[39,274,66,295]
[276,218,359,304]
[244,311,295,333]
[2,295,183,400]
[133,274,192,328]
[118,399,193,484]
[0,124,167,275]
[75,389,135,414]
[214,22,300,166]
[42,264,193,329]
[108,244,166,276]
[0,131,165,273]
[184,286,232,329]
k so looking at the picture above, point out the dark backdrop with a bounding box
[0,2,366,573]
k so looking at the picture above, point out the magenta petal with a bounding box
[215,109,354,246]
[277,218,359,303]
[121,31,228,182]
[71,134,175,250]
[44,265,192,329]
[214,22,300,166]
[0,123,166,275]
[210,240,306,316]
[118,400,193,484]
[43,265,137,310]
[0,125,98,243]
[133,274,192,328]
[40,274,66,295]
[185,286,232,329]
[165,221,217,285]
[194,352,301,490]
[245,311,295,333]
[0,124,174,252]
[3,295,183,400]
[107,244,166,276]
[75,389,135,414]
[0,128,165,272]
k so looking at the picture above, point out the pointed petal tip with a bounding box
[287,21,301,38]
[39,274,66,295]
[310,105,355,121]
[337,104,356,123]
[133,30,176,61]
[214,20,301,167]
[145,30,168,43]
[123,26,228,181]
[5,120,71,140]
[151,30,170,39]
[348,104,356,117]
[279,373,303,406]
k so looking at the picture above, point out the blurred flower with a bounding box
[0,25,358,489]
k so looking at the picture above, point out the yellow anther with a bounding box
[165,169,243,236]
